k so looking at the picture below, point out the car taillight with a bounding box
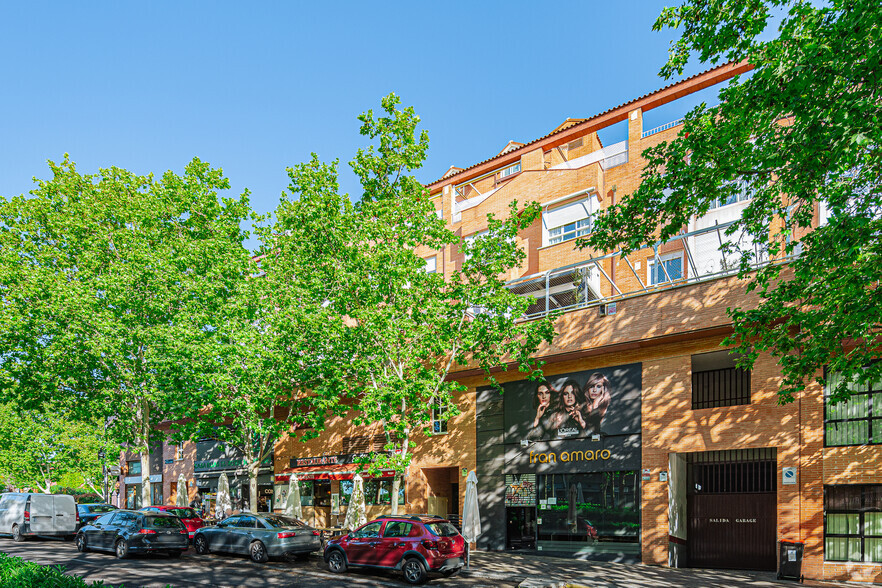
[138,529,157,535]
[75,510,80,523]
[312,531,320,536]
[421,539,439,550]
[278,531,297,538]
[23,510,30,522]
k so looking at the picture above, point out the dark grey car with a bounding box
[193,513,321,563]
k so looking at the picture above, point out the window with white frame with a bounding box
[424,255,437,273]
[542,197,593,247]
[462,230,488,263]
[500,162,521,179]
[175,445,184,461]
[708,179,753,210]
[431,397,448,434]
[648,252,684,285]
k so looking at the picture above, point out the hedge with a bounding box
[0,552,114,588]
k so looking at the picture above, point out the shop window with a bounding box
[127,461,141,476]
[536,471,639,548]
[825,485,882,562]
[362,478,405,505]
[297,481,314,506]
[648,252,683,285]
[691,350,751,409]
[431,397,448,434]
[825,371,882,446]
[151,483,163,506]
[314,480,331,507]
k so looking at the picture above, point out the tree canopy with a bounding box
[262,94,556,511]
[0,156,253,505]
[584,0,882,403]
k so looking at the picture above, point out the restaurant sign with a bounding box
[289,453,371,468]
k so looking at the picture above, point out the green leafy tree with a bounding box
[168,247,308,513]
[0,402,116,495]
[261,94,555,513]
[0,156,253,506]
[584,0,882,402]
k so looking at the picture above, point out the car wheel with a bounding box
[115,539,129,559]
[402,557,428,585]
[327,549,347,573]
[250,540,268,563]
[11,524,24,542]
[194,535,209,555]
[76,534,88,553]
[167,550,182,558]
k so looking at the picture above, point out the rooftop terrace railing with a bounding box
[642,118,684,139]
[506,219,776,320]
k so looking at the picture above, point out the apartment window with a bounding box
[691,350,751,409]
[825,485,882,562]
[500,162,521,178]
[175,445,184,461]
[825,371,882,446]
[548,218,592,245]
[648,253,683,285]
[431,397,448,434]
[424,255,437,273]
[709,179,753,210]
[127,461,142,476]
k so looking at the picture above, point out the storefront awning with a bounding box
[275,464,396,482]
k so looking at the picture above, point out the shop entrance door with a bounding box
[506,507,536,550]
[686,449,777,571]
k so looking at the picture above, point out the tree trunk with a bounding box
[137,397,152,508]
[390,433,409,516]
[245,438,258,513]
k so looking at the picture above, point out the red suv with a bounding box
[324,515,465,585]
[140,506,204,540]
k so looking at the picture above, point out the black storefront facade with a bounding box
[193,439,274,513]
[476,362,642,561]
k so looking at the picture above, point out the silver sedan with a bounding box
[193,513,321,563]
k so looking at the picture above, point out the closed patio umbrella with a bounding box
[176,474,188,507]
[462,471,481,569]
[284,474,302,519]
[215,473,232,520]
[343,473,366,531]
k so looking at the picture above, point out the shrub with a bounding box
[0,552,111,587]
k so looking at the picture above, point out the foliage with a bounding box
[583,0,882,403]
[0,156,253,505]
[0,552,116,587]
[0,402,116,495]
[260,94,555,507]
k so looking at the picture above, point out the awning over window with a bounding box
[275,464,396,482]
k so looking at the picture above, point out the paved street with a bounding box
[0,535,853,588]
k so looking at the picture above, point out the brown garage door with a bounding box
[686,449,777,570]
[688,492,777,570]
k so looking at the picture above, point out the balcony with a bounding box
[506,219,776,320]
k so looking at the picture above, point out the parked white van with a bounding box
[0,493,78,541]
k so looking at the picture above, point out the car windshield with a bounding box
[261,515,306,529]
[425,522,459,537]
[87,505,115,513]
[169,508,198,519]
[146,516,185,529]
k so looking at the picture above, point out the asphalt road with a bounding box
[0,536,514,588]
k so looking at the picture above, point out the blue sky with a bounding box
[0,1,722,245]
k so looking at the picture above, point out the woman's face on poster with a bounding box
[562,385,577,407]
[587,381,606,400]
[537,384,551,407]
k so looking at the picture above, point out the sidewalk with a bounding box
[459,551,853,588]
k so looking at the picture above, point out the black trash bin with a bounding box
[778,540,804,581]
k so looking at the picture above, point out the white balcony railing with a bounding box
[506,219,775,319]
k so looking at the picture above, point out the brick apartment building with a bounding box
[121,63,879,583]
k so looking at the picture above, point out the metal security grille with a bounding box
[687,448,776,494]
[692,367,751,409]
